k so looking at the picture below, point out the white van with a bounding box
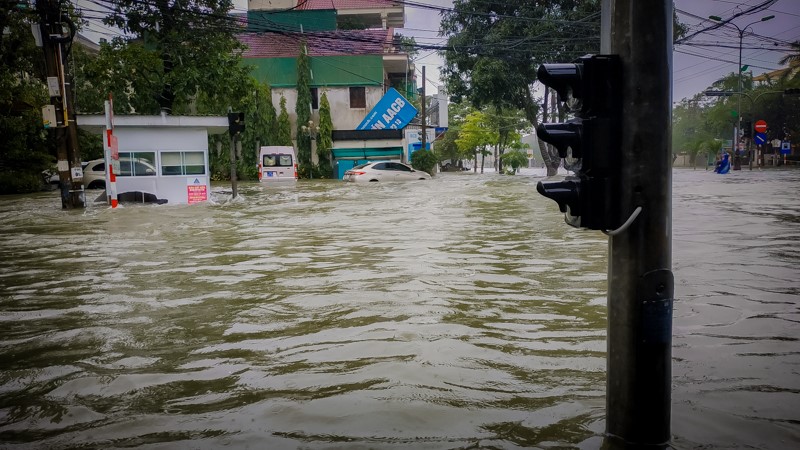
[258,146,297,182]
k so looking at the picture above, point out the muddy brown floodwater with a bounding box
[0,167,798,449]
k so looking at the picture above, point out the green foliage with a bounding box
[410,149,437,175]
[440,0,600,173]
[0,6,55,193]
[73,40,164,114]
[500,150,530,174]
[456,110,497,157]
[672,71,800,161]
[393,34,419,59]
[238,80,278,178]
[436,128,462,163]
[277,96,292,146]
[316,91,334,178]
[295,42,312,175]
[101,0,249,114]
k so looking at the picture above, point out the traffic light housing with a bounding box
[536,55,623,231]
[742,120,752,138]
[228,112,245,136]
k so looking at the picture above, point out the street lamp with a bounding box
[708,14,775,169]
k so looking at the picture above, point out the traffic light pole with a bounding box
[604,0,673,446]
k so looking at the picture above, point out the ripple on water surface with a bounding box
[1,169,798,448]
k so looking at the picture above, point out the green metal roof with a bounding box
[246,10,337,32]
[248,55,384,88]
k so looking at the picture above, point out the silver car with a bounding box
[343,161,431,182]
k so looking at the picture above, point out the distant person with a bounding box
[714,153,730,174]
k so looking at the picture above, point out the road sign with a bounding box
[754,133,767,145]
[754,120,767,133]
[781,141,791,155]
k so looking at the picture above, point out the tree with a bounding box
[277,96,292,146]
[436,128,463,168]
[238,80,278,179]
[317,91,334,178]
[778,41,800,68]
[456,110,496,173]
[484,106,529,173]
[500,149,530,174]
[295,42,312,177]
[102,0,249,114]
[0,2,53,193]
[440,0,601,176]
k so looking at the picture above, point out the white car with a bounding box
[343,161,431,182]
[82,159,107,189]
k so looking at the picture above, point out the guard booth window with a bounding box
[118,152,156,177]
[161,151,206,176]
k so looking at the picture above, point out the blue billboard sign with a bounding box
[357,88,418,131]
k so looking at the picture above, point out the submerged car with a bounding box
[82,159,107,189]
[81,157,157,189]
[343,161,431,182]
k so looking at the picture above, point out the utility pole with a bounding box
[228,112,244,199]
[606,0,673,445]
[36,0,84,209]
[420,65,427,155]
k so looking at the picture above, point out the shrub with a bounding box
[410,149,437,175]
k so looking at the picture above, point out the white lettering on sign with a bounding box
[375,98,408,129]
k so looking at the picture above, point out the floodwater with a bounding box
[0,167,797,449]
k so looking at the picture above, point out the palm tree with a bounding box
[778,41,800,66]
[778,41,800,84]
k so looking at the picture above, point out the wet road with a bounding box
[0,168,798,449]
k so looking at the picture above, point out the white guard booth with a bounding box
[77,115,228,205]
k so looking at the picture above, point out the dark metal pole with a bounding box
[229,136,238,199]
[420,65,427,155]
[606,0,674,446]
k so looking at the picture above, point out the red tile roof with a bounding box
[240,28,394,58]
[298,0,399,10]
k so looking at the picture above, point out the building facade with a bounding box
[239,0,417,176]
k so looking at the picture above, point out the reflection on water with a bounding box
[0,168,798,449]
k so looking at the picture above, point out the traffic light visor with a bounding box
[537,63,582,102]
[536,120,582,159]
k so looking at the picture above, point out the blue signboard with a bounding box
[357,88,418,131]
[781,141,791,155]
[753,133,767,145]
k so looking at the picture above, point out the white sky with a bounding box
[80,0,800,103]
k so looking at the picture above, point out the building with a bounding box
[76,114,229,205]
[239,0,417,177]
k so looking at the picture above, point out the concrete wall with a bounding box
[273,86,385,133]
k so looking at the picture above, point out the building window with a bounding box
[311,88,319,110]
[118,152,156,177]
[350,87,366,108]
[161,151,206,176]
